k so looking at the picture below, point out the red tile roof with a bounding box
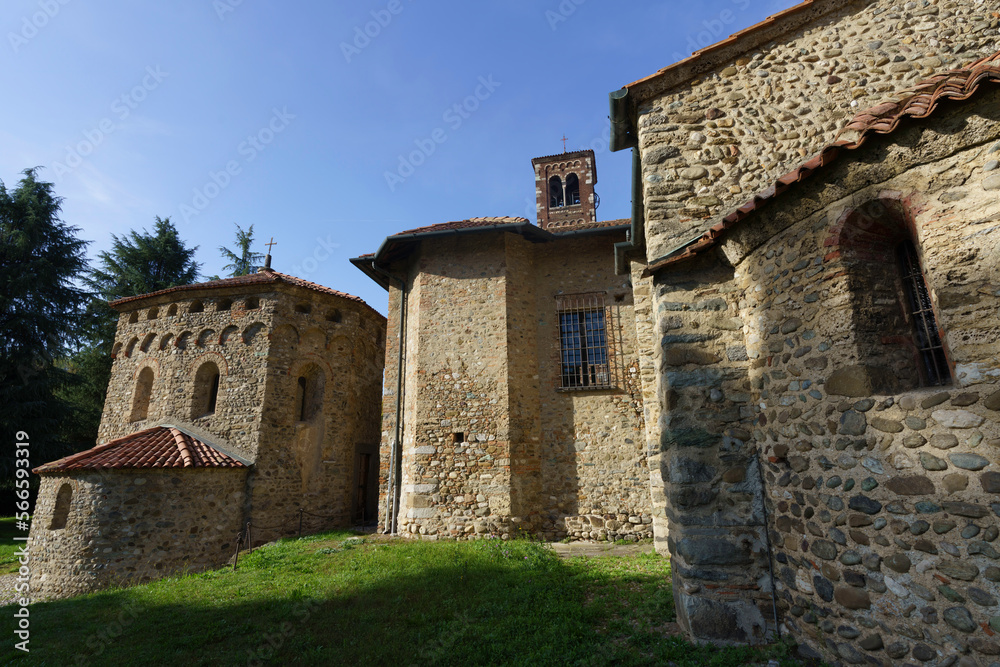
[109,269,384,320]
[391,216,530,237]
[33,426,247,473]
[644,50,1000,276]
[531,149,596,164]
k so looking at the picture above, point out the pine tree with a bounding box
[219,223,264,277]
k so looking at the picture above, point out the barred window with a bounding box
[897,240,950,386]
[557,293,616,390]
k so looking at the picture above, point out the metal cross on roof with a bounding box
[265,237,277,253]
[561,135,568,152]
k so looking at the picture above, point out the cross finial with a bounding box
[561,135,568,152]
[263,237,276,270]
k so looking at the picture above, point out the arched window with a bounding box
[326,309,342,323]
[50,483,72,530]
[192,361,221,418]
[217,298,232,312]
[295,302,312,314]
[245,297,260,310]
[565,173,580,205]
[128,312,139,324]
[189,300,204,314]
[549,176,564,208]
[130,367,154,422]
[147,307,159,320]
[295,365,325,422]
[835,200,950,391]
[166,304,178,317]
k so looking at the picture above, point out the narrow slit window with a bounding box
[897,240,950,386]
[207,372,220,413]
[192,361,221,418]
[557,293,613,390]
[50,484,72,530]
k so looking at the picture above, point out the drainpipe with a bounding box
[609,87,644,276]
[614,146,645,275]
[372,262,406,535]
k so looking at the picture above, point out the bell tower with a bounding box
[531,149,598,230]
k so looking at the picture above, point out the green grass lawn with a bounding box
[1,532,802,666]
[0,518,27,575]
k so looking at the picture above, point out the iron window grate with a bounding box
[556,293,618,390]
[897,240,950,386]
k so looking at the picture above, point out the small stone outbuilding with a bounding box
[30,267,386,598]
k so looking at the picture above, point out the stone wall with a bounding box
[379,230,650,541]
[101,290,275,461]
[249,289,386,541]
[629,0,1000,263]
[650,253,774,644]
[720,92,1000,664]
[30,469,246,599]
[532,234,649,541]
[396,233,515,539]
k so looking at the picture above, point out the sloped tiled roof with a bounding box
[531,149,596,164]
[644,50,1000,275]
[108,268,383,320]
[33,426,247,473]
[391,216,530,237]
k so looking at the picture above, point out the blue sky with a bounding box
[3,0,790,314]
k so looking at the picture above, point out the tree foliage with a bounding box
[219,223,264,277]
[88,216,200,301]
[0,168,88,467]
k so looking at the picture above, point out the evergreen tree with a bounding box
[219,223,264,277]
[89,216,200,301]
[0,168,88,475]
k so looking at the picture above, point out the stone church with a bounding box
[25,0,1000,662]
[356,0,1000,664]
[29,267,386,598]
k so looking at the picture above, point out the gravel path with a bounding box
[0,573,21,606]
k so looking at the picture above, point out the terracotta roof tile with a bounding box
[644,50,1000,276]
[33,426,247,474]
[530,149,596,164]
[391,216,530,237]
[109,269,384,321]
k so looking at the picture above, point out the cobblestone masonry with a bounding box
[30,469,246,600]
[379,230,650,541]
[640,78,1000,660]
[624,0,1000,655]
[31,276,385,597]
[627,0,1000,264]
